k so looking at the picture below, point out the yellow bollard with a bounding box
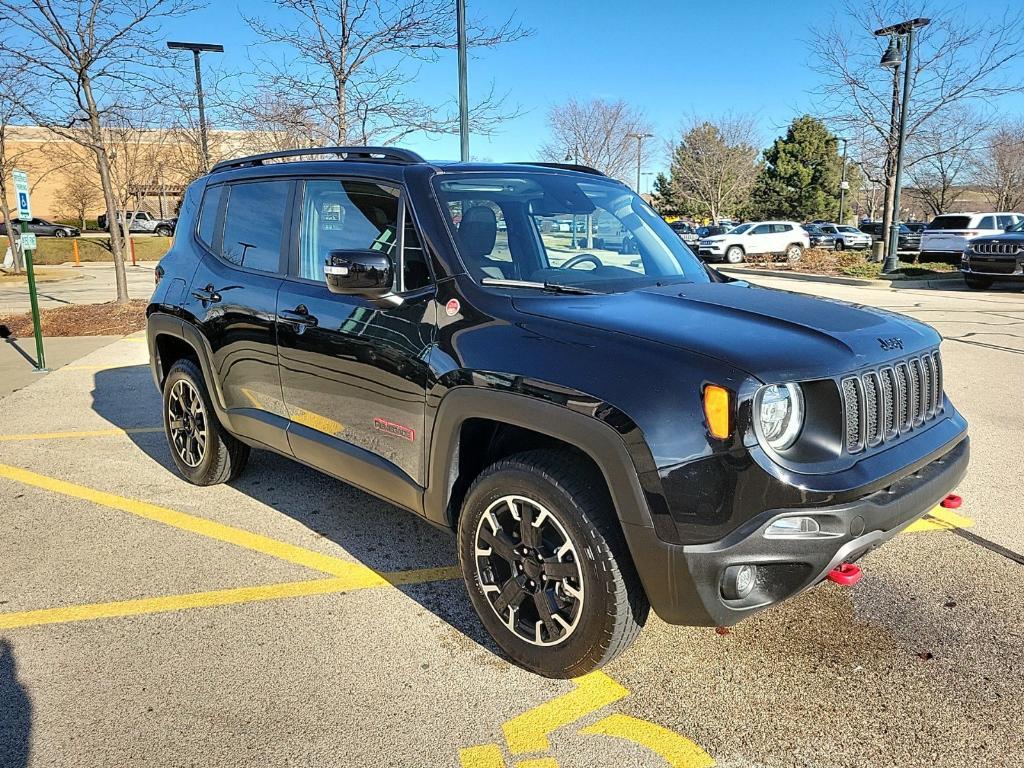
[72,238,81,267]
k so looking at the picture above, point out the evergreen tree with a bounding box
[750,116,846,221]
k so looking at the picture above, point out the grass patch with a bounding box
[0,267,84,284]
[1,299,147,337]
[30,236,171,265]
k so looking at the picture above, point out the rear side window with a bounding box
[771,224,792,233]
[197,184,223,249]
[222,180,290,272]
[927,215,971,230]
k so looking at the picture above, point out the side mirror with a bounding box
[324,249,393,298]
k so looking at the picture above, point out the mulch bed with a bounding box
[0,300,147,338]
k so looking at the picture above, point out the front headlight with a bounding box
[757,383,805,451]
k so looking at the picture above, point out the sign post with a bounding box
[12,169,46,371]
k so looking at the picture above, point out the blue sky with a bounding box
[162,0,1024,184]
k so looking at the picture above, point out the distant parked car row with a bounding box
[0,217,79,238]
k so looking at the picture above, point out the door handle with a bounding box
[191,284,222,303]
[278,306,318,328]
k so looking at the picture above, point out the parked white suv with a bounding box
[697,221,810,263]
[920,212,1024,261]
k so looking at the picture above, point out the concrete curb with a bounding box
[717,266,963,291]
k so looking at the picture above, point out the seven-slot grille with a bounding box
[972,241,1021,256]
[841,351,943,454]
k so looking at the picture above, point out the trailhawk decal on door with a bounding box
[373,417,416,441]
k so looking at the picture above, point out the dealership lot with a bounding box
[1,280,1022,768]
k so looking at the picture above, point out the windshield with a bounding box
[728,223,751,235]
[837,225,859,233]
[433,172,708,292]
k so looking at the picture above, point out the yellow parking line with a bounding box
[0,463,384,580]
[0,566,458,631]
[0,427,163,442]
[503,671,628,754]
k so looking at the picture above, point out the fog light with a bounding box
[765,516,821,539]
[721,564,757,601]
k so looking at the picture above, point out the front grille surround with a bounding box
[972,241,1022,256]
[841,351,943,455]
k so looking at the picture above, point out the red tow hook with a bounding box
[941,494,963,509]
[827,562,863,587]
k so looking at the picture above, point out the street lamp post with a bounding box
[456,0,469,161]
[626,132,653,192]
[167,41,224,173]
[837,137,849,224]
[875,18,929,273]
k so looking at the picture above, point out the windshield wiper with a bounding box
[481,278,600,295]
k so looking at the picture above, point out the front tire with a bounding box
[55,229,67,238]
[458,450,648,678]
[724,245,744,264]
[834,239,845,251]
[162,358,249,485]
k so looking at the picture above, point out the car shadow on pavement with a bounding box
[89,365,502,659]
[0,639,32,768]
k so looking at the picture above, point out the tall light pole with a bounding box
[456,0,469,161]
[626,132,653,192]
[167,41,224,172]
[837,137,849,224]
[875,18,929,273]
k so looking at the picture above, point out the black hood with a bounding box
[512,280,940,381]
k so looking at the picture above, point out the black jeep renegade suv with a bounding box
[147,147,969,678]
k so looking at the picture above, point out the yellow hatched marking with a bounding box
[503,672,628,755]
[0,427,162,442]
[458,745,506,768]
[905,505,974,533]
[581,714,716,767]
[0,463,384,581]
[515,759,560,768]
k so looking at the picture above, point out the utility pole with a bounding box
[626,132,653,192]
[167,41,224,172]
[456,0,469,161]
[838,137,849,224]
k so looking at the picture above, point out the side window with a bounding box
[222,180,290,272]
[299,178,405,284]
[197,184,223,250]
[771,224,792,233]
[996,214,1015,229]
[751,224,771,235]
[978,215,995,230]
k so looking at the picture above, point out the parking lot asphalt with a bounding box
[1,279,1022,768]
[0,262,157,314]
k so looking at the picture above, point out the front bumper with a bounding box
[962,258,1024,281]
[624,435,969,626]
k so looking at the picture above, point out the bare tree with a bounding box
[661,115,760,223]
[809,0,1024,252]
[54,179,104,231]
[0,0,198,303]
[906,114,983,215]
[975,121,1024,212]
[539,98,653,182]
[242,0,527,146]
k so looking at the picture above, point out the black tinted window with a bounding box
[927,215,971,230]
[222,181,290,272]
[197,185,223,249]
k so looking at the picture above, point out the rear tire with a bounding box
[458,449,648,678]
[963,276,993,290]
[785,244,803,262]
[724,245,744,264]
[162,358,249,485]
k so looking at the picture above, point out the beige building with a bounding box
[2,126,266,223]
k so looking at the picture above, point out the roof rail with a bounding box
[512,161,607,177]
[210,146,426,174]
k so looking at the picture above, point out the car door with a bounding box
[747,224,772,254]
[276,176,436,499]
[184,178,293,454]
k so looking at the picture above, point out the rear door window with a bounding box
[222,180,291,273]
[927,215,971,230]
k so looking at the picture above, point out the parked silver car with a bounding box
[819,224,871,251]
